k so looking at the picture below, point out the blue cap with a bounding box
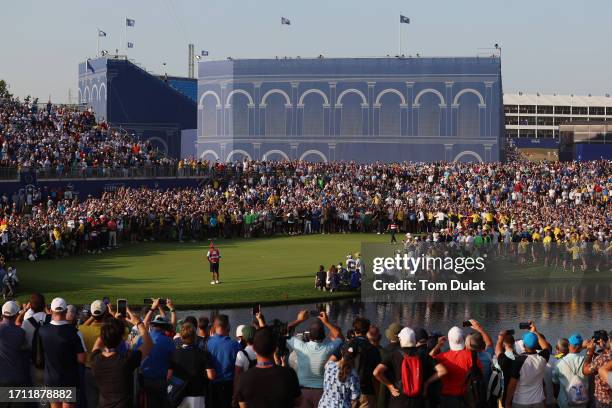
[523,332,538,349]
[568,333,583,347]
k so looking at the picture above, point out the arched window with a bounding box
[418,93,441,137]
[201,94,219,136]
[265,93,286,137]
[340,93,363,136]
[227,93,249,136]
[303,92,325,136]
[457,92,481,138]
[379,92,402,136]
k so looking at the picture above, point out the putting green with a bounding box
[13,233,388,308]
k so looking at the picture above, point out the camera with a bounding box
[519,322,531,330]
[506,329,515,336]
[462,321,472,328]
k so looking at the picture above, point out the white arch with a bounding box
[261,88,291,106]
[198,90,222,108]
[298,89,329,106]
[146,137,169,154]
[336,88,367,106]
[375,88,406,105]
[226,149,252,162]
[98,83,107,101]
[299,149,328,163]
[91,84,98,102]
[414,88,446,106]
[200,149,220,160]
[225,89,254,107]
[262,149,290,161]
[453,88,485,106]
[453,150,483,163]
[83,87,90,103]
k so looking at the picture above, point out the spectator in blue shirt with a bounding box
[134,315,175,408]
[286,310,343,408]
[0,301,30,387]
[207,314,240,408]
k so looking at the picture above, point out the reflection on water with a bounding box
[180,300,612,343]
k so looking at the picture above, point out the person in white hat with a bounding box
[0,301,30,386]
[38,297,86,394]
[79,299,109,408]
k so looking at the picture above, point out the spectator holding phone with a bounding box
[80,299,109,408]
[286,310,343,408]
[504,321,551,408]
[91,308,152,408]
[582,334,612,408]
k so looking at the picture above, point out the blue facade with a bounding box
[78,57,197,158]
[197,57,503,163]
[164,76,197,102]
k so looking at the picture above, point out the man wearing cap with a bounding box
[374,327,446,408]
[552,333,588,408]
[0,300,30,388]
[505,322,551,408]
[38,297,87,405]
[286,310,343,408]
[134,304,175,408]
[233,325,256,406]
[208,314,241,408]
[79,299,109,408]
[207,241,221,285]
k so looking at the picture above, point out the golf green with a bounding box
[13,233,388,308]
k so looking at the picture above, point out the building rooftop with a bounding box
[504,93,612,107]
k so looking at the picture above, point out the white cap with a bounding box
[398,327,416,348]
[2,301,20,317]
[236,324,245,338]
[50,297,67,313]
[90,300,107,317]
[448,326,465,351]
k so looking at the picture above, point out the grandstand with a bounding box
[197,56,504,163]
[78,56,197,158]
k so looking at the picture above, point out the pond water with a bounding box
[179,300,612,343]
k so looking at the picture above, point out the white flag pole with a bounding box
[97,29,100,57]
[398,20,401,55]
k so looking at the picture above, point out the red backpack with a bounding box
[400,351,423,397]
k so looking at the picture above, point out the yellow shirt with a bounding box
[78,323,103,368]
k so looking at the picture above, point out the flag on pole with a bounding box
[400,15,410,24]
[98,30,107,37]
[281,17,291,25]
[126,18,135,27]
[86,59,95,72]
[201,50,209,56]
[127,42,134,48]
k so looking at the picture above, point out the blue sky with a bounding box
[1,0,610,102]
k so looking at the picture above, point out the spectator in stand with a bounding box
[38,297,86,408]
[0,301,30,388]
[504,322,551,408]
[286,310,343,408]
[235,327,302,408]
[16,292,49,385]
[91,310,152,408]
[169,322,216,408]
[207,314,241,408]
[552,333,588,408]
[583,334,612,408]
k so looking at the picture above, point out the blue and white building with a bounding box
[196,57,504,163]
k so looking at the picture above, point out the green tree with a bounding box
[0,79,12,99]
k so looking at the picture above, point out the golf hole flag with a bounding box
[400,15,410,24]
[281,17,291,25]
[98,30,107,37]
[126,18,135,27]
[127,42,134,49]
[201,50,209,56]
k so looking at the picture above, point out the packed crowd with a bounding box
[0,96,174,175]
[1,295,611,408]
[0,157,611,264]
